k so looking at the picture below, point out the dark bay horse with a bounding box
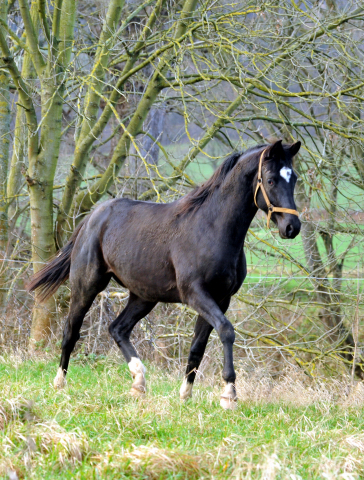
[28,139,301,409]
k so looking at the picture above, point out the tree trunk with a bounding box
[28,0,78,347]
[28,79,64,347]
[0,3,10,310]
[55,0,124,246]
[7,20,36,226]
[7,108,26,225]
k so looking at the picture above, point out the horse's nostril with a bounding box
[286,224,294,238]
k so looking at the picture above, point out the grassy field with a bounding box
[1,354,364,479]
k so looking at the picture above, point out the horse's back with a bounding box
[69,196,248,303]
[77,198,181,302]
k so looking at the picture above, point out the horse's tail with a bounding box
[27,220,87,302]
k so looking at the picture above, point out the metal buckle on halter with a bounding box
[258,178,262,184]
[268,205,274,212]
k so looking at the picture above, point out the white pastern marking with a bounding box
[180,378,193,400]
[128,357,146,395]
[54,367,66,389]
[221,382,236,399]
[220,382,237,410]
[280,167,292,183]
[128,357,146,377]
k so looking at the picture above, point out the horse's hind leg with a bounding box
[180,297,230,401]
[109,293,156,396]
[54,273,111,389]
[180,316,212,400]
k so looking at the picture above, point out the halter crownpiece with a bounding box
[254,148,300,229]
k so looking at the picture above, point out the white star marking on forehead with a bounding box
[280,167,292,183]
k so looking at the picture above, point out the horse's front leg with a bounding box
[180,297,231,402]
[185,284,237,410]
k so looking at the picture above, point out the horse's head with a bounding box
[254,140,301,239]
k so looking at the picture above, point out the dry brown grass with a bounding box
[95,445,205,479]
[0,395,89,478]
[233,367,364,408]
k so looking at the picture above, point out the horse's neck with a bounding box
[207,164,258,246]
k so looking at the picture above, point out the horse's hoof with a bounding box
[180,394,192,402]
[179,378,193,401]
[220,382,237,409]
[53,368,66,389]
[130,384,146,397]
[220,396,237,410]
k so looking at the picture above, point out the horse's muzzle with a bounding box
[278,216,301,239]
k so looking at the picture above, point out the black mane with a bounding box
[178,145,265,214]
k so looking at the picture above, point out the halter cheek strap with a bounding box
[254,148,299,228]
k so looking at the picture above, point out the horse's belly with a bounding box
[125,276,180,303]
[109,255,180,303]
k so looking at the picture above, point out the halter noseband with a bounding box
[254,148,300,228]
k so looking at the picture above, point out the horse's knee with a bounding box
[218,321,235,344]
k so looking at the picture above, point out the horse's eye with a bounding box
[267,179,274,186]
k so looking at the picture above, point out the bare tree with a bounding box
[0,0,363,373]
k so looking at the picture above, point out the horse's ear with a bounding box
[265,139,283,159]
[289,141,301,157]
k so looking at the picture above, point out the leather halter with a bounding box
[254,148,299,228]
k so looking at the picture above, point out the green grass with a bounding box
[1,355,364,479]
